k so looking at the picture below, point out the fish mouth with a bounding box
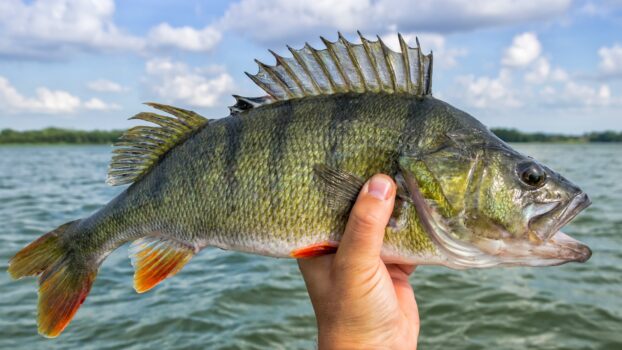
[486,192,593,266]
[532,192,592,264]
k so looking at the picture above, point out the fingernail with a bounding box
[367,175,392,200]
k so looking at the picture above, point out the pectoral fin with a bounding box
[313,164,365,209]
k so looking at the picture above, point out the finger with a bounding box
[335,174,396,269]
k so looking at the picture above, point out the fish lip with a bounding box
[534,193,592,264]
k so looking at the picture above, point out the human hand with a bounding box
[298,174,419,349]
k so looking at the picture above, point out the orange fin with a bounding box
[290,241,339,258]
[129,237,196,293]
[38,264,96,338]
[8,220,98,338]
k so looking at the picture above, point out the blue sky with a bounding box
[0,0,621,133]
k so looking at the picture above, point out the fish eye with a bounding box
[517,162,547,188]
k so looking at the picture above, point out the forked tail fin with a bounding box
[8,220,98,338]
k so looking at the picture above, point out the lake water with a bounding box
[0,144,620,349]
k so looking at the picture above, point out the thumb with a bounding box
[335,174,396,269]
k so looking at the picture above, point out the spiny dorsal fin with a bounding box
[229,95,274,114]
[230,32,433,112]
[107,103,208,186]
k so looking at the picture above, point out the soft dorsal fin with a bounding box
[107,103,208,186]
[230,32,433,113]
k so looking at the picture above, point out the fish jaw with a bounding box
[473,231,592,267]
[547,231,592,263]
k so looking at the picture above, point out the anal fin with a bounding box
[291,241,339,258]
[129,237,196,293]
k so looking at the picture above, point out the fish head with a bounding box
[399,128,592,268]
[464,143,592,265]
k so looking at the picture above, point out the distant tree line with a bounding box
[0,128,123,144]
[0,127,620,144]
[490,128,622,143]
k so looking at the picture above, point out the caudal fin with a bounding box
[8,220,97,338]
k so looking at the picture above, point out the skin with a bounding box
[299,174,419,349]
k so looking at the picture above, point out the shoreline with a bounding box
[1,127,621,144]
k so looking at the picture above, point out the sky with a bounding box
[0,0,621,133]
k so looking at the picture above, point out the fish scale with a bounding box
[8,33,592,338]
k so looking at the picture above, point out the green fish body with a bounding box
[8,33,592,338]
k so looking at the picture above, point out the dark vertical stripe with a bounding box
[224,116,244,212]
[325,94,361,168]
[400,96,435,155]
[268,101,294,209]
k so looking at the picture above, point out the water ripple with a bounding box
[0,144,621,349]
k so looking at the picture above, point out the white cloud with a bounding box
[524,57,551,83]
[598,44,622,75]
[578,1,622,17]
[144,58,235,108]
[456,69,522,108]
[84,97,120,110]
[0,76,80,114]
[87,79,126,93]
[539,82,613,108]
[0,76,118,114]
[502,32,542,67]
[524,57,568,83]
[220,0,571,44]
[454,33,617,111]
[0,0,142,58]
[0,0,222,59]
[147,23,222,52]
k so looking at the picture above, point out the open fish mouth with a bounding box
[473,192,593,267]
[477,191,593,267]
[531,192,592,264]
